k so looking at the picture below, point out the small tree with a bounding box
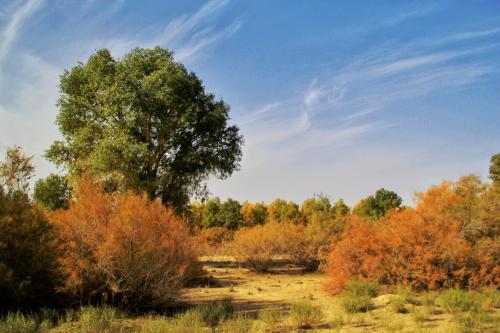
[0,147,60,311]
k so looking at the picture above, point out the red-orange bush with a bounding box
[50,178,200,308]
[326,198,491,293]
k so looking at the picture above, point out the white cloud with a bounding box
[0,0,43,63]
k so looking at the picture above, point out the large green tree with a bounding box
[46,47,243,210]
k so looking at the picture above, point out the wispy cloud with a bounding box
[233,26,498,186]
[0,0,43,63]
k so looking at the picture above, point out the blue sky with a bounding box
[0,0,499,206]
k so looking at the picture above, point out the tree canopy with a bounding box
[46,47,243,210]
[353,188,402,219]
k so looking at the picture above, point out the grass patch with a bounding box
[218,315,253,333]
[440,289,481,314]
[198,298,235,327]
[341,280,379,313]
[0,312,37,333]
[390,286,414,313]
[289,301,324,329]
[78,306,119,333]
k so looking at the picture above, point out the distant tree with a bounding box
[353,188,402,219]
[187,201,205,230]
[333,199,350,218]
[268,198,302,223]
[220,198,243,230]
[202,197,222,228]
[241,201,268,226]
[489,153,500,184]
[33,174,72,211]
[302,195,332,217]
[0,146,34,194]
[46,47,243,211]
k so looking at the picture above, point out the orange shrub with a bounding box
[231,221,306,272]
[195,226,233,255]
[326,181,496,294]
[50,178,200,308]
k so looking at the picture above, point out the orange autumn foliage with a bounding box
[50,177,200,308]
[326,182,497,294]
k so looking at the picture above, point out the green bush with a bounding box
[341,280,379,313]
[169,309,204,333]
[289,301,324,329]
[344,280,379,298]
[441,289,481,314]
[78,306,118,333]
[199,298,235,327]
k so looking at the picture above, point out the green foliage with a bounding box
[198,298,235,327]
[289,301,324,329]
[341,280,379,313]
[354,188,402,219]
[489,153,500,183]
[333,199,350,218]
[268,198,302,222]
[33,174,71,211]
[46,47,243,211]
[220,198,243,230]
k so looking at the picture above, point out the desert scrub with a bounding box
[0,312,37,333]
[453,310,495,333]
[199,298,235,327]
[478,289,500,310]
[78,306,119,333]
[258,308,284,331]
[421,291,438,307]
[218,315,253,333]
[134,315,169,333]
[289,301,324,329]
[168,309,204,333]
[390,286,414,313]
[341,280,379,313]
[440,289,481,314]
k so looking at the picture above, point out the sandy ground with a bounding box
[181,258,500,332]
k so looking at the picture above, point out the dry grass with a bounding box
[5,258,498,332]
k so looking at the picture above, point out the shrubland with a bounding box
[50,177,200,309]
